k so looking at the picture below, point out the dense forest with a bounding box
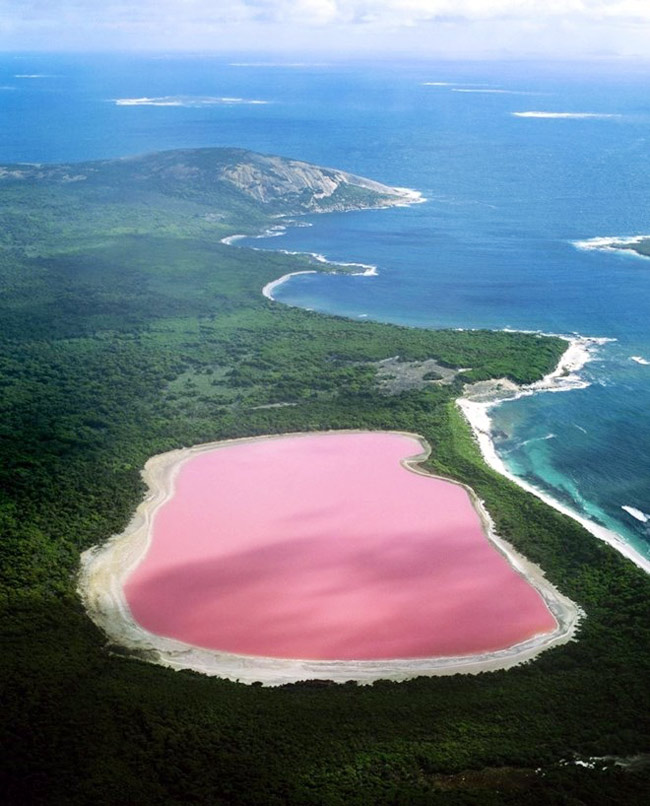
[1,149,648,804]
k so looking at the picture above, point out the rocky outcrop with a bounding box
[218,152,411,210]
[0,148,420,214]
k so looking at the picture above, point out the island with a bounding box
[574,233,650,259]
[2,148,649,803]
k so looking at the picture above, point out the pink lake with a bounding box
[124,433,556,660]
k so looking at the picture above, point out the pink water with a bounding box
[124,433,556,660]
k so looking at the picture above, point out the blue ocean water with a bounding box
[3,54,650,564]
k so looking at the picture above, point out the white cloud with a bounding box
[216,0,650,26]
[8,0,650,27]
[3,0,650,53]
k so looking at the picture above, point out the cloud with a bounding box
[8,1,650,28]
[238,0,650,26]
[4,1,650,54]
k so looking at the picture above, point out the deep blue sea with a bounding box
[3,53,650,564]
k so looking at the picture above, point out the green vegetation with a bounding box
[422,370,443,381]
[1,149,649,804]
[618,239,650,259]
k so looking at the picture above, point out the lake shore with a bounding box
[78,430,581,686]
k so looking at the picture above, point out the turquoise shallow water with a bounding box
[3,54,650,563]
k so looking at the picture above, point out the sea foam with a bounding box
[391,187,427,205]
[513,112,621,119]
[229,62,327,68]
[453,89,537,95]
[621,506,649,523]
[506,433,556,454]
[572,234,650,256]
[114,96,269,107]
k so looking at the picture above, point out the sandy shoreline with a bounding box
[458,335,650,574]
[78,430,581,686]
[261,263,377,301]
[262,270,318,300]
[225,182,422,300]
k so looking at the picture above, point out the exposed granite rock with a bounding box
[219,151,411,210]
[0,147,419,216]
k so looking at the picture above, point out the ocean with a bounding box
[3,53,650,566]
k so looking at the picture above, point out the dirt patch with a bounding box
[375,356,460,394]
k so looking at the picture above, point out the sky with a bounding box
[2,1,650,59]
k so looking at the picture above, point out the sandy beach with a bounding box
[78,430,581,686]
[262,269,318,300]
[261,262,377,302]
[459,335,650,574]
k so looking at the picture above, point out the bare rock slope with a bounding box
[0,147,419,215]
[217,150,415,211]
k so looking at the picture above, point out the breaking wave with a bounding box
[114,96,269,107]
[513,111,621,119]
[621,506,649,524]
